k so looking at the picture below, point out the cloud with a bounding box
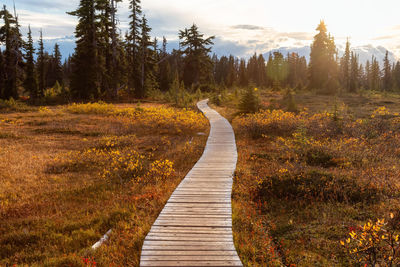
[212,37,250,57]
[279,32,314,41]
[372,35,398,41]
[231,24,265,31]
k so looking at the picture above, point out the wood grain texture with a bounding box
[140,100,242,266]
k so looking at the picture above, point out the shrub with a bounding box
[239,87,260,114]
[341,214,400,266]
[0,98,33,112]
[234,109,301,138]
[258,170,381,204]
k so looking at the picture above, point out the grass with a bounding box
[0,102,209,266]
[213,88,400,266]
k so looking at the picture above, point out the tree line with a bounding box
[1,3,400,102]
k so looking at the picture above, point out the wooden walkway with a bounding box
[140,100,242,266]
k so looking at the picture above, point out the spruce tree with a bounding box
[127,0,142,94]
[68,0,99,100]
[238,58,248,87]
[226,55,237,87]
[370,56,381,91]
[383,50,392,91]
[53,43,63,85]
[349,52,359,92]
[309,21,338,94]
[0,5,23,99]
[340,38,351,91]
[393,62,400,91]
[365,60,371,90]
[179,24,214,87]
[110,0,122,97]
[23,25,37,98]
[159,37,173,91]
[37,29,46,97]
[137,15,156,98]
[0,49,5,98]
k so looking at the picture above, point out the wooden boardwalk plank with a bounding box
[140,100,242,266]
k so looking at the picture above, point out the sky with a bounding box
[2,0,400,59]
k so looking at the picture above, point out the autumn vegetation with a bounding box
[0,102,208,266]
[211,88,400,266]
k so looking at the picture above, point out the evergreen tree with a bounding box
[267,52,288,89]
[365,60,371,90]
[226,55,237,87]
[393,62,400,91]
[53,43,63,85]
[340,38,351,91]
[137,15,156,98]
[349,52,359,92]
[383,50,392,91]
[309,21,338,94]
[158,37,173,91]
[179,24,214,87]
[127,0,142,93]
[0,5,23,99]
[370,56,381,91]
[37,29,46,97]
[0,49,5,97]
[68,0,99,99]
[23,25,37,98]
[238,58,248,87]
[110,0,122,97]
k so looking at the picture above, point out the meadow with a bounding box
[215,89,400,266]
[0,101,208,266]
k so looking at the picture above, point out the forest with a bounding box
[1,1,400,103]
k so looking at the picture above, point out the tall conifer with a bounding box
[23,25,37,98]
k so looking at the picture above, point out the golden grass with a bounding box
[0,102,208,266]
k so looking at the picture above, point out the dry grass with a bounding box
[214,89,400,266]
[0,102,208,266]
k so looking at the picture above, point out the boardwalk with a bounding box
[140,100,242,267]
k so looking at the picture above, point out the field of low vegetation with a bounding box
[0,101,208,266]
[214,88,400,266]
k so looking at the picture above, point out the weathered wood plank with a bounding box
[140,100,242,266]
[140,260,243,267]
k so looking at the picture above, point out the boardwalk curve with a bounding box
[140,100,242,266]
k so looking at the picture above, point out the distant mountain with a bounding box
[264,45,397,66]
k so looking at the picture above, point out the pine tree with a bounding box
[0,49,5,97]
[110,0,122,97]
[37,29,46,97]
[53,43,63,85]
[159,37,173,91]
[68,0,99,100]
[340,38,351,91]
[127,0,142,94]
[383,50,392,91]
[393,62,400,91]
[23,25,37,98]
[349,52,359,92]
[238,58,248,87]
[365,60,371,90]
[137,15,156,98]
[267,52,288,89]
[370,56,381,91]
[0,5,23,99]
[179,24,214,87]
[226,55,237,87]
[309,21,338,94]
